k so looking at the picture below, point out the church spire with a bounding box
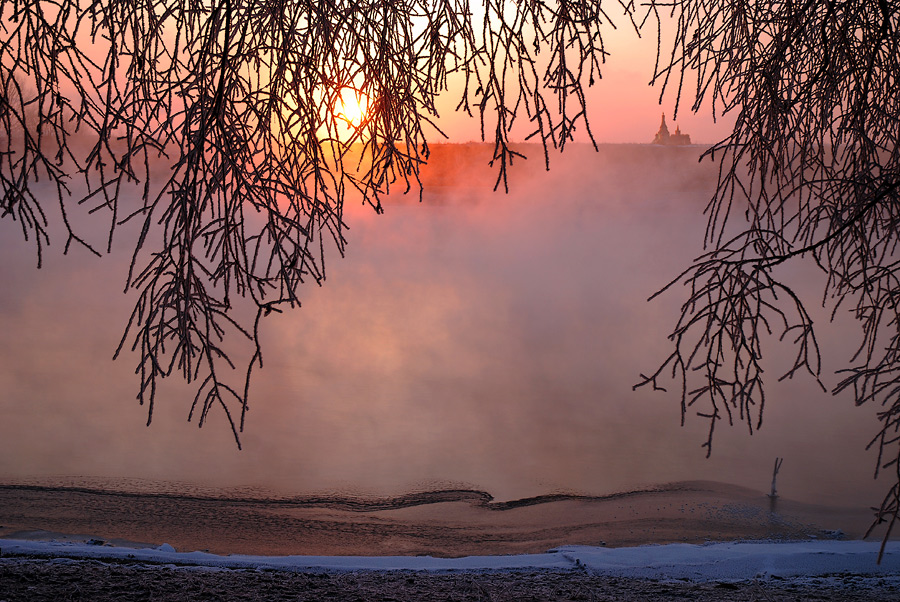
[653,112,670,143]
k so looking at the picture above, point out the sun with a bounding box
[335,87,370,129]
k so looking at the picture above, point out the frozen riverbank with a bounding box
[3,539,900,602]
[3,538,900,581]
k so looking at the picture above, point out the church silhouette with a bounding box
[652,113,691,145]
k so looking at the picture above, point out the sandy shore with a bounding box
[1,556,899,601]
[0,480,883,557]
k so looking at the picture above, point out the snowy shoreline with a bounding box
[3,538,900,583]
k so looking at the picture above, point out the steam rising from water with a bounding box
[0,145,882,507]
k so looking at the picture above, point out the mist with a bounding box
[0,144,883,508]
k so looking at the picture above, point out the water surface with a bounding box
[0,144,884,511]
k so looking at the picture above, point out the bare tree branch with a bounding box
[641,0,900,550]
[0,0,629,445]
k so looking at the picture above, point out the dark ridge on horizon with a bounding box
[0,481,713,513]
[345,141,715,149]
[367,140,716,197]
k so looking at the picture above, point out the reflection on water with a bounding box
[0,144,886,510]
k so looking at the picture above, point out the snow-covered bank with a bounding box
[3,538,900,582]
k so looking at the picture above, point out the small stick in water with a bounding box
[769,457,784,499]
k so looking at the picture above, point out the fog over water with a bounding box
[0,144,885,509]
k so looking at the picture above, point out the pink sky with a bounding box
[430,20,735,145]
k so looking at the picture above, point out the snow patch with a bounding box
[2,538,899,582]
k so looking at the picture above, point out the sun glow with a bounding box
[335,87,371,129]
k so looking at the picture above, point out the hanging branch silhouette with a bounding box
[637,0,900,557]
[0,0,627,446]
